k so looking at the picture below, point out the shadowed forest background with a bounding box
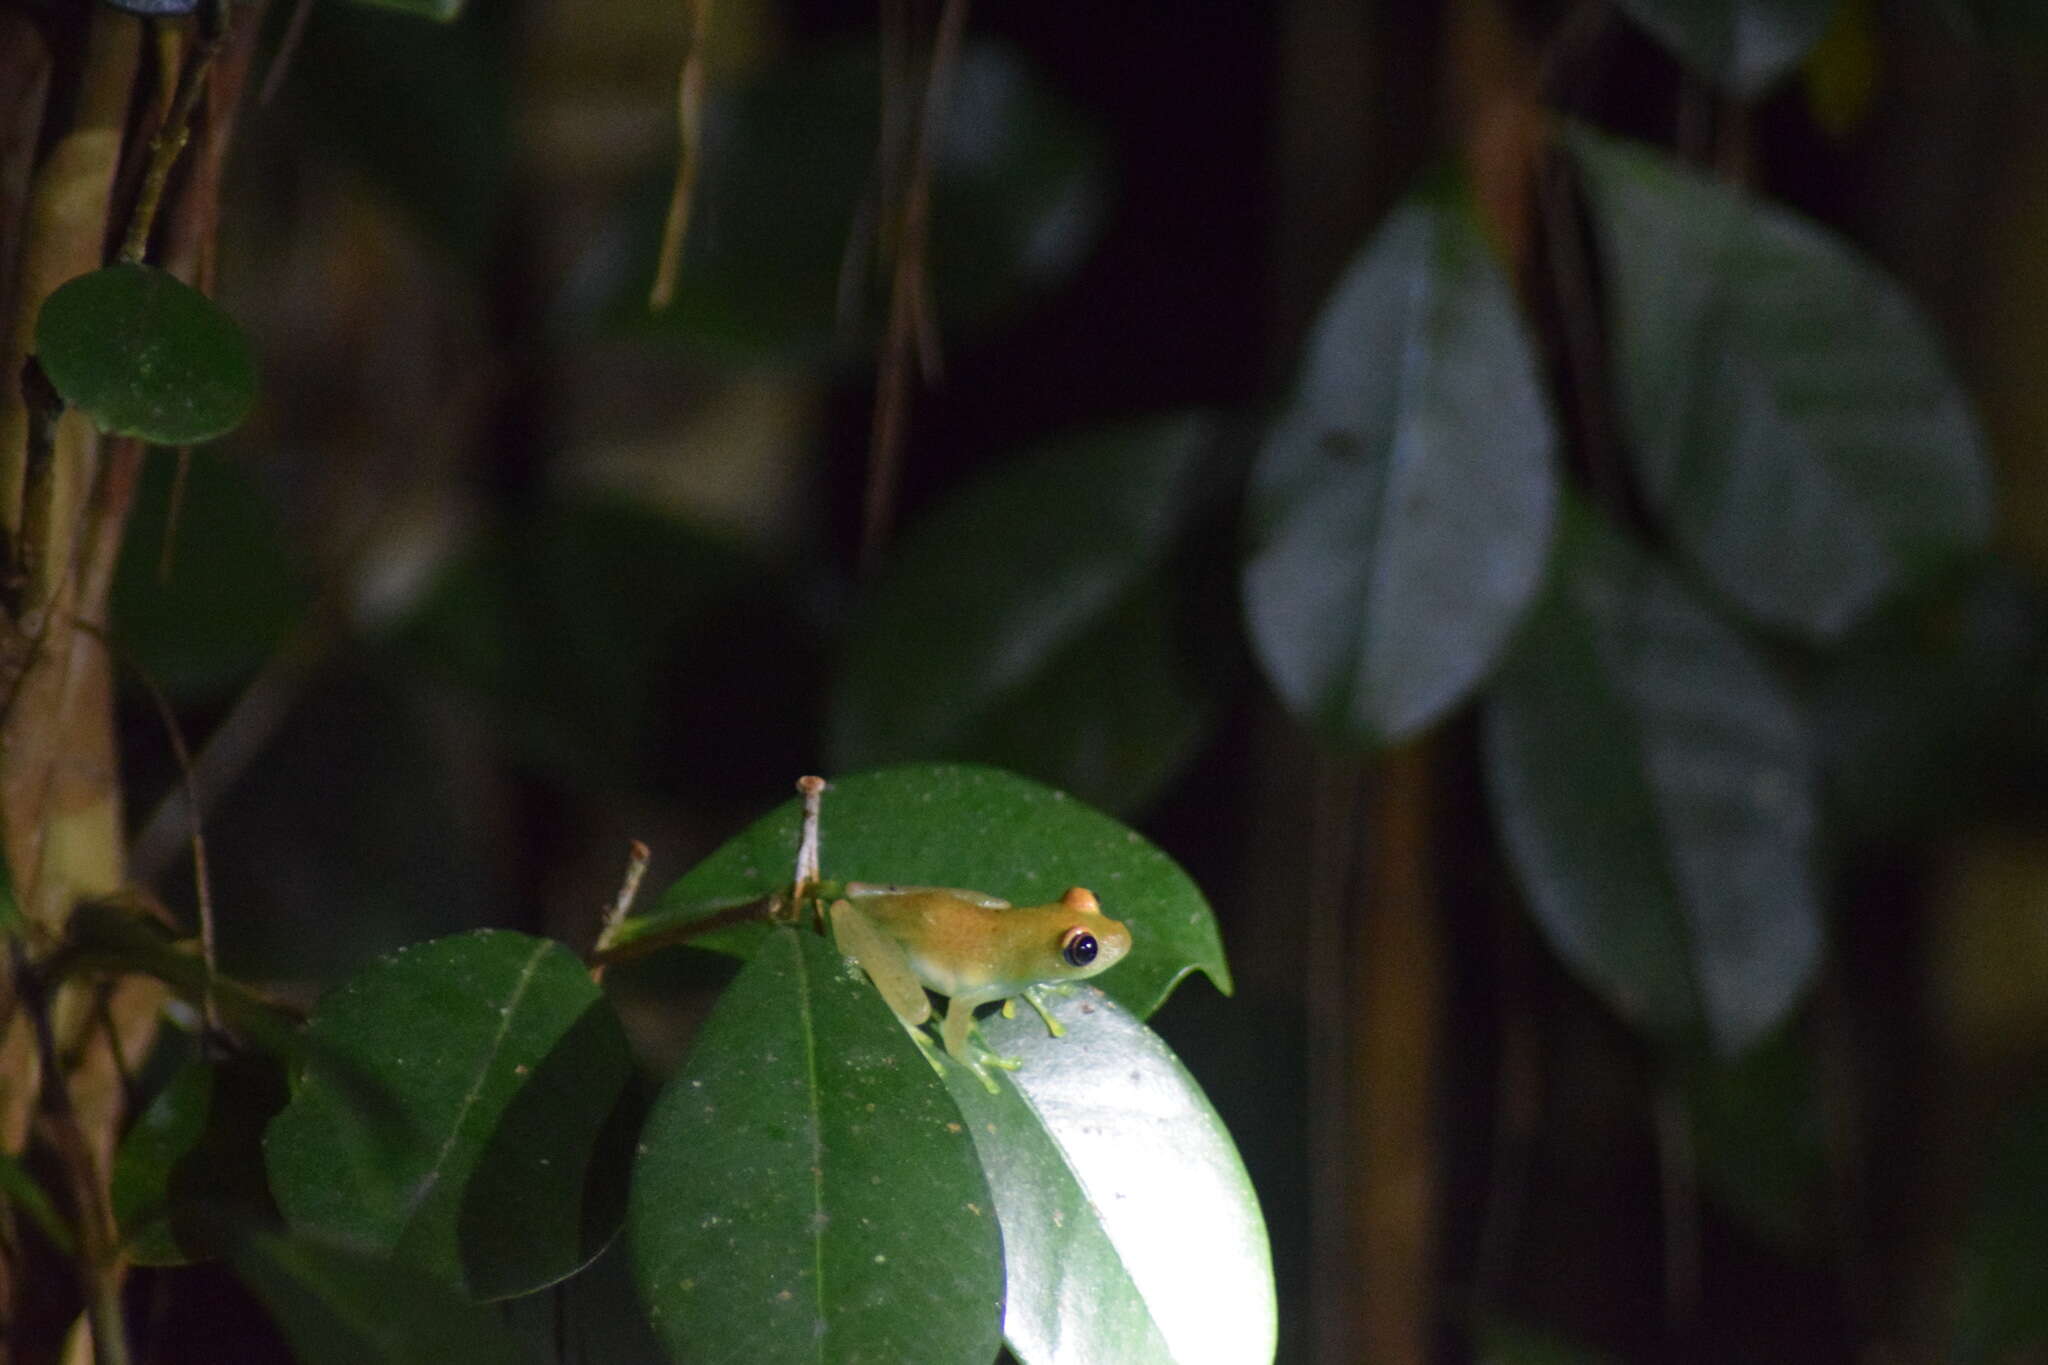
[8,0,2048,1361]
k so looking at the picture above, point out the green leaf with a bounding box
[1571,126,1991,642]
[112,450,311,699]
[629,926,1003,1365]
[33,264,257,445]
[0,1144,74,1255]
[264,930,637,1300]
[606,42,1103,361]
[0,845,22,940]
[231,1229,539,1365]
[614,763,1231,1018]
[1955,1090,2048,1361]
[1608,0,1835,95]
[944,987,1275,1365]
[1482,507,1822,1054]
[112,1053,287,1265]
[345,0,464,20]
[1244,190,1557,746]
[831,415,1232,814]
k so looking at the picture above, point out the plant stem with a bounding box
[118,0,230,266]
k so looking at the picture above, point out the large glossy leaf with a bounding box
[33,264,256,445]
[944,987,1274,1365]
[1609,0,1834,95]
[609,764,1231,1018]
[231,1229,538,1365]
[265,930,637,1300]
[0,1145,71,1255]
[831,415,1231,814]
[1572,126,1991,643]
[1482,508,1822,1054]
[1244,190,1557,747]
[112,1053,287,1265]
[604,42,1103,361]
[629,926,1003,1365]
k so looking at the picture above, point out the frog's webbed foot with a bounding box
[1022,985,1070,1037]
[896,1018,949,1080]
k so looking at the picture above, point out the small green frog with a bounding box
[829,882,1133,1091]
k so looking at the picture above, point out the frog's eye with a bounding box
[1059,927,1098,968]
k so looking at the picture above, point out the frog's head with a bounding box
[1048,887,1132,982]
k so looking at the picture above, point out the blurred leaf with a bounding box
[1244,189,1557,746]
[102,0,199,13]
[396,495,815,797]
[629,927,1003,1365]
[615,763,1231,1018]
[231,1228,539,1365]
[265,930,636,1300]
[347,0,465,20]
[112,450,310,699]
[604,42,1104,362]
[33,264,256,444]
[832,414,1232,814]
[1571,126,1991,643]
[1608,0,1835,95]
[1803,0,1880,136]
[0,1146,73,1256]
[1482,507,1822,1054]
[945,987,1275,1365]
[1927,831,2048,1056]
[1955,1090,2048,1361]
[0,846,21,939]
[1813,568,2048,848]
[292,3,507,260]
[1688,1027,1828,1252]
[113,1054,288,1265]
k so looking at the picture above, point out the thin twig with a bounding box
[12,941,129,1365]
[95,629,217,1033]
[648,0,714,310]
[119,0,231,265]
[860,0,969,573]
[1655,1081,1703,1336]
[255,0,312,107]
[155,448,190,582]
[794,774,825,894]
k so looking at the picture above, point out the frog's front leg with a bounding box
[939,997,1021,1093]
[1020,985,1069,1038]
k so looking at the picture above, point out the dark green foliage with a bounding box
[264,931,636,1300]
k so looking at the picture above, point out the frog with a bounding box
[828,882,1133,1092]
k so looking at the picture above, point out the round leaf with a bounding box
[264,930,637,1300]
[1244,191,1558,746]
[944,987,1276,1365]
[34,264,257,445]
[1609,0,1834,96]
[630,926,1003,1365]
[612,763,1232,1018]
[831,415,1232,815]
[1482,508,1823,1054]
[1571,125,1991,642]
